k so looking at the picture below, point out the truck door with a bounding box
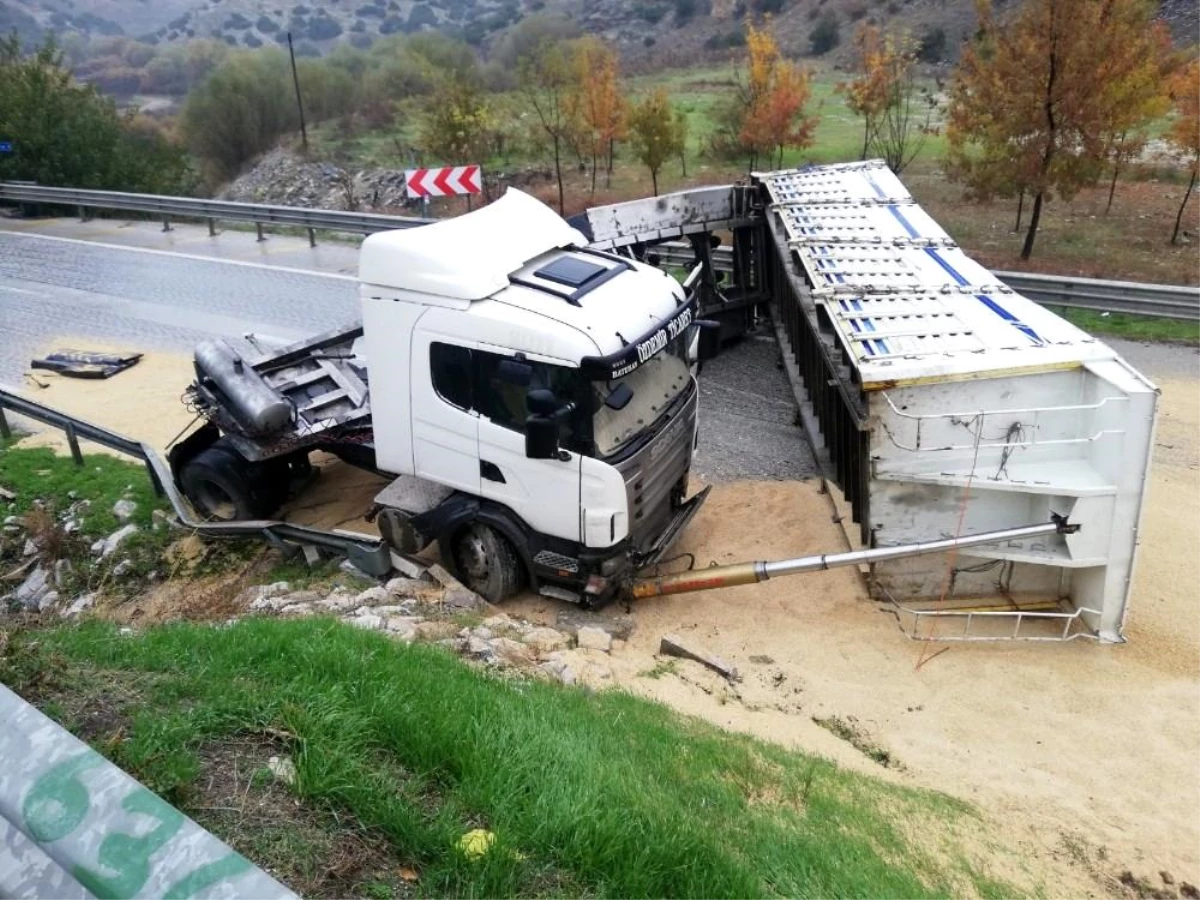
[474,350,583,543]
[411,338,481,495]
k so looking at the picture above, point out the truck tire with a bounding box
[180,442,279,521]
[444,523,524,604]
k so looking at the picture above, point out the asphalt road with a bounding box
[0,229,817,481]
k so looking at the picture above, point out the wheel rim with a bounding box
[194,480,237,521]
[455,527,491,589]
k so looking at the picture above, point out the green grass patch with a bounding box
[1,618,1016,899]
[1048,307,1200,345]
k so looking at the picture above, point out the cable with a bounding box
[915,412,984,670]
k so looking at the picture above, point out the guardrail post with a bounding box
[76,205,88,223]
[63,423,84,467]
[207,218,217,237]
[162,216,172,233]
[0,404,10,441]
[256,222,266,242]
[308,227,317,248]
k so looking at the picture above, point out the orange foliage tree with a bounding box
[568,37,627,195]
[839,24,891,160]
[1168,58,1199,244]
[738,21,818,170]
[947,0,1173,260]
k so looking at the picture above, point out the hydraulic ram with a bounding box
[630,518,1075,599]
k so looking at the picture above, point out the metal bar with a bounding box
[64,423,83,466]
[0,387,393,576]
[308,227,316,248]
[208,217,217,237]
[256,222,265,242]
[0,405,9,440]
[631,520,1067,598]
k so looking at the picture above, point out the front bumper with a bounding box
[633,484,712,569]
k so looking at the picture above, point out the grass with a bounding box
[0,617,1017,899]
[1046,307,1200,345]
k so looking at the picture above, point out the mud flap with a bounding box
[637,484,712,569]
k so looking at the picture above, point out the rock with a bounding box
[522,626,571,655]
[490,637,536,667]
[97,524,138,558]
[470,627,495,642]
[539,657,577,686]
[481,613,523,635]
[267,755,297,786]
[659,634,741,682]
[466,636,494,660]
[71,499,91,515]
[0,487,14,502]
[414,620,457,642]
[2,515,22,527]
[354,586,389,606]
[611,639,627,653]
[556,609,636,640]
[252,588,321,612]
[371,602,417,616]
[111,560,134,578]
[339,559,374,579]
[388,552,426,579]
[62,593,97,618]
[317,594,363,612]
[279,603,316,616]
[350,613,384,630]
[22,539,37,558]
[2,526,18,535]
[384,618,418,642]
[445,586,486,611]
[151,509,172,526]
[1181,883,1199,900]
[62,520,80,535]
[15,567,50,610]
[385,576,427,596]
[112,499,138,521]
[576,626,613,653]
[36,591,59,612]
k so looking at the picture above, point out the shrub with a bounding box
[808,12,839,54]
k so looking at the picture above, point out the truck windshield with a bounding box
[592,331,691,457]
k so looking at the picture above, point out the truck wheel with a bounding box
[180,442,278,521]
[444,523,524,603]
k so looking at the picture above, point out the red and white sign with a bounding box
[405,165,482,198]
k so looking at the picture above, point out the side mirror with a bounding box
[525,415,559,459]
[497,358,533,386]
[696,319,722,362]
[526,388,559,416]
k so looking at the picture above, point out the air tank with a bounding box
[194,340,292,435]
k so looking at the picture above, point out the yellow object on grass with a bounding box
[456,829,496,859]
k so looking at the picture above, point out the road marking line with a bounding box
[0,231,357,281]
[0,284,45,296]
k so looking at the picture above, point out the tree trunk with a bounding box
[861,120,870,160]
[553,135,564,215]
[651,167,658,197]
[1014,190,1025,233]
[1021,190,1045,260]
[680,149,687,178]
[1171,167,1196,245]
[1106,160,1120,214]
[590,149,597,196]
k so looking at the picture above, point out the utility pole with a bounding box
[287,32,308,154]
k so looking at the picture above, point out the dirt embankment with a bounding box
[14,343,1200,896]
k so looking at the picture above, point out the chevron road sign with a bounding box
[405,165,482,198]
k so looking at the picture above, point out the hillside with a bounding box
[4,0,1196,62]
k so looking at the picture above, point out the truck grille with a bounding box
[615,386,697,553]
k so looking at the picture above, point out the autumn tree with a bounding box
[947,0,1173,260]
[737,21,818,170]
[839,24,889,160]
[627,88,686,195]
[568,37,626,195]
[1098,25,1174,213]
[519,39,575,214]
[1168,58,1199,245]
[420,70,492,166]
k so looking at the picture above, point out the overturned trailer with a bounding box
[579,161,1157,642]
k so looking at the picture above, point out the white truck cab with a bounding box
[177,190,710,604]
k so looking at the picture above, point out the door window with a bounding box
[430,342,473,410]
[474,352,590,452]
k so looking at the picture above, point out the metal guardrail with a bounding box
[2,182,1195,320]
[0,182,434,244]
[0,388,394,577]
[0,683,297,900]
[651,243,1200,321]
